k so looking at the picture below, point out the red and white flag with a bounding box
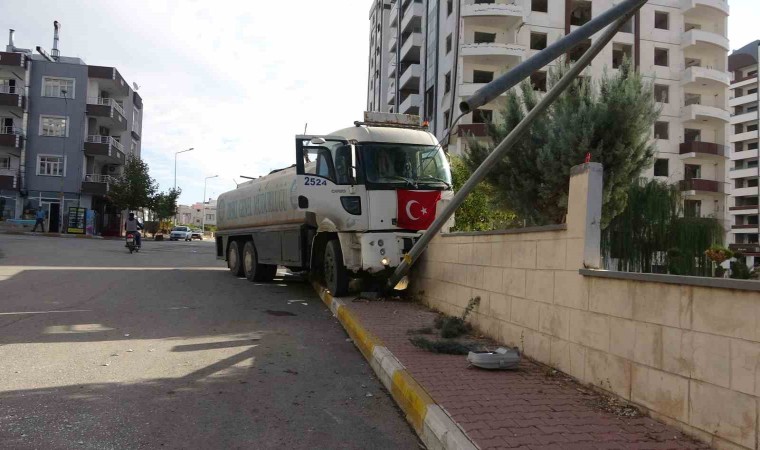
[396,190,442,230]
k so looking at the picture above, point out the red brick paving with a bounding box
[345,299,709,450]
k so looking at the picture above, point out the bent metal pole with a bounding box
[384,2,646,293]
[460,0,647,114]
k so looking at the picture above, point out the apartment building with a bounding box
[728,40,759,267]
[368,0,731,224]
[0,25,143,235]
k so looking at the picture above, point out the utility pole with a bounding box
[173,147,194,224]
[202,175,218,235]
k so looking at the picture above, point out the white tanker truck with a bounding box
[215,112,454,296]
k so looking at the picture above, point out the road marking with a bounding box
[0,309,92,316]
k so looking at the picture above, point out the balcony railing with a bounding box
[457,123,489,137]
[679,141,727,157]
[87,97,125,116]
[0,85,22,95]
[84,174,116,184]
[678,178,722,193]
[730,205,759,211]
[732,224,759,230]
[86,135,124,152]
[1,126,23,136]
[729,244,760,255]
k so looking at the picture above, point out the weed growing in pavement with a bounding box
[409,336,478,355]
[409,297,482,354]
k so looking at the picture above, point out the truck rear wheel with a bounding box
[244,241,277,282]
[324,239,349,297]
[228,241,244,277]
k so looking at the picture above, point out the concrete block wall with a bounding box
[415,163,760,450]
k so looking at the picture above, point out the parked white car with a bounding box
[169,226,192,241]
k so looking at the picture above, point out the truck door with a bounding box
[295,137,368,232]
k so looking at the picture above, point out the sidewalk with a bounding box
[316,286,709,450]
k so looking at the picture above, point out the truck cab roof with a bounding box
[326,126,439,146]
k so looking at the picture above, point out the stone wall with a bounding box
[414,163,760,450]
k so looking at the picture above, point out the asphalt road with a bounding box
[0,234,419,449]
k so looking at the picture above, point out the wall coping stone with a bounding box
[580,269,760,292]
[442,224,567,237]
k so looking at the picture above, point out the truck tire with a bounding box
[228,241,244,277]
[243,241,277,282]
[324,239,349,297]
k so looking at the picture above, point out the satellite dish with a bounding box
[132,82,140,91]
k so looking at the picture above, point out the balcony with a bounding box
[730,205,759,216]
[681,103,730,124]
[0,168,19,190]
[81,174,116,196]
[731,111,758,125]
[399,63,421,90]
[400,2,423,33]
[681,66,730,88]
[0,51,26,68]
[86,97,127,131]
[84,135,126,165]
[399,93,421,115]
[731,130,759,143]
[0,85,25,109]
[0,126,23,154]
[730,244,760,255]
[88,65,129,97]
[678,178,723,194]
[461,43,525,65]
[457,123,489,137]
[681,0,729,16]
[462,0,523,27]
[730,93,758,108]
[732,186,759,197]
[678,141,727,160]
[389,1,399,27]
[731,224,760,234]
[733,149,759,161]
[387,86,396,106]
[681,29,729,52]
[399,33,423,63]
[730,167,759,180]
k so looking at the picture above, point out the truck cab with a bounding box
[296,112,454,294]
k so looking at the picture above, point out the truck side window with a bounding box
[315,150,335,181]
[334,146,352,185]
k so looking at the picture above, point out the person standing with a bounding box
[31,206,46,233]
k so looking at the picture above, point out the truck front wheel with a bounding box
[324,239,349,297]
[228,241,244,277]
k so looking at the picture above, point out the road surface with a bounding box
[0,234,419,449]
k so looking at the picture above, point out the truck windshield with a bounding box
[361,144,451,188]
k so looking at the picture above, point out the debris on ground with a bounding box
[467,347,521,370]
[409,336,480,355]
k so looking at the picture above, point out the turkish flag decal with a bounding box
[397,190,442,230]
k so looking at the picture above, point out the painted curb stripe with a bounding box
[311,281,478,450]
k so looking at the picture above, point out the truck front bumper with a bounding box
[358,232,420,274]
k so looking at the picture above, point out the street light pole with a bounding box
[202,175,218,235]
[173,147,194,224]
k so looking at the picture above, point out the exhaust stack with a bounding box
[8,29,14,51]
[51,21,60,60]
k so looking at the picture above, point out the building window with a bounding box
[444,72,451,94]
[473,70,494,84]
[654,121,668,139]
[570,1,592,26]
[530,71,547,92]
[654,48,669,66]
[684,128,701,143]
[474,32,496,44]
[684,200,701,218]
[685,164,701,179]
[131,139,138,156]
[447,0,453,16]
[749,142,759,151]
[530,33,547,50]
[132,109,141,133]
[654,11,669,30]
[531,0,548,13]
[620,17,634,33]
[443,110,450,128]
[446,34,452,54]
[0,156,10,169]
[654,158,669,177]
[749,124,759,132]
[206,214,214,221]
[568,39,591,63]
[654,84,669,103]
[39,116,68,137]
[612,43,632,69]
[472,109,493,123]
[42,77,75,98]
[37,155,65,177]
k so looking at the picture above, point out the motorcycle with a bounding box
[125,233,139,253]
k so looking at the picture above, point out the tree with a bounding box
[151,188,181,233]
[108,155,157,212]
[449,156,517,232]
[464,58,659,228]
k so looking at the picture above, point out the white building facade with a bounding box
[367,0,731,225]
[728,40,759,267]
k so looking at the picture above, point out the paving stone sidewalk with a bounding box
[346,299,709,450]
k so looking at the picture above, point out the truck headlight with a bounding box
[381,257,390,266]
[340,196,362,215]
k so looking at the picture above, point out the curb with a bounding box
[0,231,103,239]
[312,282,478,450]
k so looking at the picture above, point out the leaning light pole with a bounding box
[202,175,218,235]
[173,147,194,224]
[384,0,649,292]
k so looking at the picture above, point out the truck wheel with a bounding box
[228,241,244,277]
[324,239,349,297]
[243,241,277,282]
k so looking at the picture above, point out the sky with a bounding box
[1,0,758,205]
